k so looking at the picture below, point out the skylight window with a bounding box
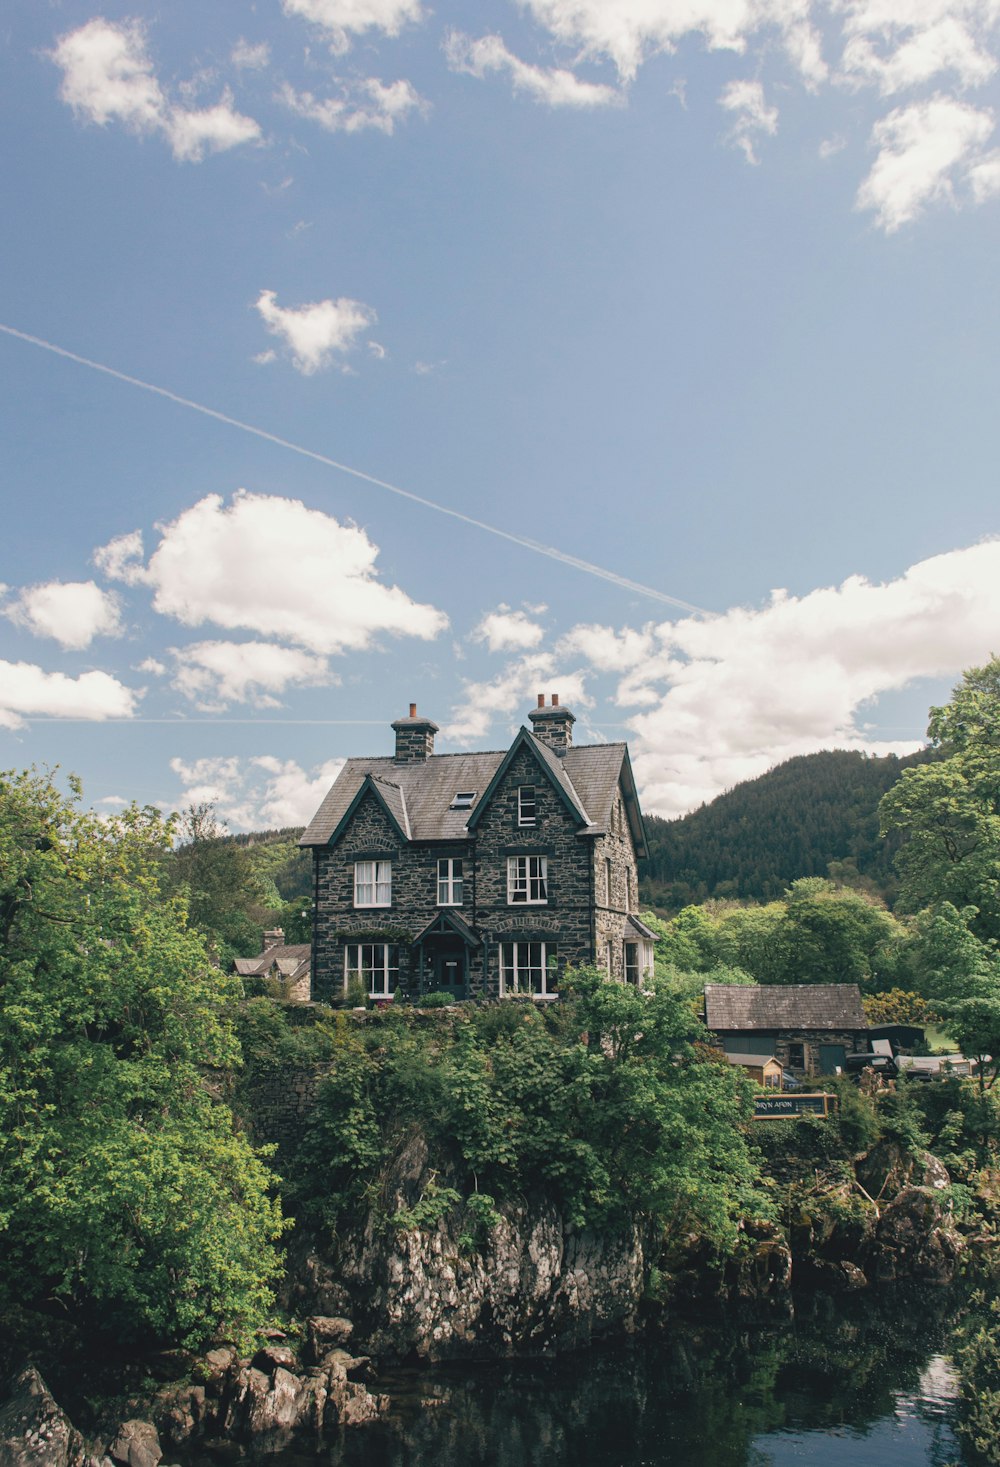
[450,791,476,810]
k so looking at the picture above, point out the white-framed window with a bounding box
[500,941,557,997]
[354,859,391,907]
[507,854,547,904]
[437,857,464,905]
[344,943,399,999]
[517,785,537,826]
[625,942,639,985]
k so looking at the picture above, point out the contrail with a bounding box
[0,322,708,616]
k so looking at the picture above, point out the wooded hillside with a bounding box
[639,747,936,912]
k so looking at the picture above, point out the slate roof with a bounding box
[625,914,657,943]
[299,732,642,848]
[704,983,867,1032]
[234,942,311,980]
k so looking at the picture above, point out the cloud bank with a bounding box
[97,491,448,655]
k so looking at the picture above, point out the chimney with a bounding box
[391,702,439,763]
[528,693,575,756]
[263,928,285,951]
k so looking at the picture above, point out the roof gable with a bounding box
[466,727,589,832]
[704,983,867,1032]
[327,773,410,847]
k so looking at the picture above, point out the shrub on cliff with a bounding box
[0,769,285,1348]
[285,967,769,1248]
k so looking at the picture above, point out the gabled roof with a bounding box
[299,733,643,849]
[234,943,311,979]
[466,727,589,832]
[625,914,657,943]
[412,908,480,946]
[704,983,867,1032]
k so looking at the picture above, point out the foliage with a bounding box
[954,1290,1000,1465]
[641,747,934,911]
[646,888,907,992]
[880,657,1000,945]
[0,769,285,1349]
[278,971,769,1249]
[861,988,938,1026]
[164,804,269,967]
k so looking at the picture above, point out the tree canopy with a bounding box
[0,769,284,1347]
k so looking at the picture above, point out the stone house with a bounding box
[234,927,311,1003]
[300,697,655,1004]
[704,983,869,1078]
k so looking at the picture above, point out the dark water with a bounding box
[190,1289,971,1467]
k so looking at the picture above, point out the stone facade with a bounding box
[303,699,650,1006]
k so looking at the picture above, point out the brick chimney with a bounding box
[391,702,439,762]
[263,928,285,950]
[528,693,575,756]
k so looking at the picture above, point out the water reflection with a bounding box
[189,1288,969,1467]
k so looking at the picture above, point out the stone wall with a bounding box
[592,789,640,981]
[472,742,595,996]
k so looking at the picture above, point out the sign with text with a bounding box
[753,1093,834,1120]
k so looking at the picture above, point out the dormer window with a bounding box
[517,785,537,826]
[451,791,476,811]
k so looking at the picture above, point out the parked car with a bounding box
[843,1052,898,1081]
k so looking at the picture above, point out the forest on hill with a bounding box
[639,747,937,913]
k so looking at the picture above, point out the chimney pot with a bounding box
[409,702,417,718]
[536,693,545,708]
[551,693,560,707]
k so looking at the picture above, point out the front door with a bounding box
[819,1043,846,1074]
[426,939,467,999]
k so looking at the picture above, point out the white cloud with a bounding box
[443,654,591,743]
[232,39,271,70]
[96,491,448,655]
[719,78,779,163]
[472,606,546,653]
[856,94,996,229]
[279,78,424,135]
[165,93,262,163]
[561,538,1000,817]
[281,0,424,53]
[51,19,260,162]
[838,1,1000,94]
[137,657,167,676]
[169,640,332,711]
[444,32,621,107]
[0,661,137,731]
[93,529,148,585]
[519,0,826,84]
[4,581,123,650]
[168,752,345,829]
[253,288,376,373]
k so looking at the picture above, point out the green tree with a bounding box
[166,803,267,966]
[0,770,284,1347]
[881,657,1000,943]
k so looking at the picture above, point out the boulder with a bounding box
[305,1317,354,1363]
[0,1368,84,1467]
[107,1421,161,1467]
[870,1185,964,1284]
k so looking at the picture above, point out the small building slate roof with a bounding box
[704,983,867,1032]
[300,733,641,848]
[234,942,311,979]
[725,1052,781,1070]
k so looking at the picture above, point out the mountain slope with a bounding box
[639,747,935,911]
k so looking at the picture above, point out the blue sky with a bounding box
[2,0,1000,828]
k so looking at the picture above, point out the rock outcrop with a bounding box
[0,1369,84,1467]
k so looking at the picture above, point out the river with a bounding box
[187,1286,977,1467]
